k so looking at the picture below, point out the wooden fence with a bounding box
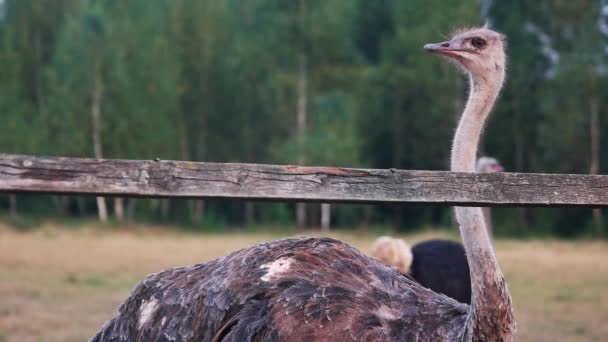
[1,153,607,208]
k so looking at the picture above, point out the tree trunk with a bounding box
[320,203,331,232]
[189,200,205,224]
[8,194,17,218]
[160,199,170,222]
[95,197,107,222]
[295,49,308,230]
[392,206,402,230]
[589,68,603,235]
[127,199,137,224]
[244,202,254,227]
[357,205,372,234]
[91,62,108,223]
[296,203,307,230]
[114,198,125,223]
[52,196,69,216]
[76,197,87,217]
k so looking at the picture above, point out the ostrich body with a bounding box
[411,239,471,304]
[476,157,503,237]
[92,27,515,342]
[93,237,468,341]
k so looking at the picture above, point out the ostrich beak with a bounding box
[424,41,448,52]
[495,165,504,172]
[424,40,466,57]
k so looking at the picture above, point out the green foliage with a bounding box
[0,0,606,237]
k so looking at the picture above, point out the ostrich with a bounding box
[92,27,514,341]
[369,236,414,274]
[410,239,471,304]
[476,157,503,237]
[476,157,503,174]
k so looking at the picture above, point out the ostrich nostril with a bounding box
[441,42,450,48]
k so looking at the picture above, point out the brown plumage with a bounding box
[91,237,468,342]
[92,26,515,342]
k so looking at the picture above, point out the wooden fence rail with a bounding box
[1,153,607,207]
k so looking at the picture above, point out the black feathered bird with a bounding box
[411,239,471,304]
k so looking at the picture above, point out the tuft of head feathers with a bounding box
[369,236,413,274]
[476,156,503,173]
[449,25,506,43]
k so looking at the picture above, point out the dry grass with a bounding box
[0,223,607,342]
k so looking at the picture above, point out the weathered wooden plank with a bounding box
[1,153,607,207]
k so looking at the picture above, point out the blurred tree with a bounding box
[356,0,478,229]
[0,0,605,237]
[47,1,115,222]
[100,0,181,222]
[47,0,182,222]
[0,0,82,217]
[166,0,233,225]
[487,1,551,234]
[0,23,31,217]
[542,0,606,236]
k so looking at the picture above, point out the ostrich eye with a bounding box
[471,37,487,49]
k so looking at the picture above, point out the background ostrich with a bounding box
[369,236,471,304]
[476,156,503,173]
[369,236,413,274]
[476,156,504,237]
[91,27,514,341]
[410,239,471,304]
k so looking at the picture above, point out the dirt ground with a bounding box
[0,223,607,342]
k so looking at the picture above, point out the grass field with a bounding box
[1,222,607,342]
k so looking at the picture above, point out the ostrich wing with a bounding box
[91,237,469,342]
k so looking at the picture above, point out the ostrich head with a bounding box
[369,236,413,274]
[476,156,503,173]
[424,26,506,81]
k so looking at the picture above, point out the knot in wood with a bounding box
[237,172,248,185]
[138,170,150,185]
[319,173,329,185]
[22,160,32,167]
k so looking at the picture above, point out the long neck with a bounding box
[453,73,515,340]
[451,74,501,173]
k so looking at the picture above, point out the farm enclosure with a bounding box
[0,225,607,342]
